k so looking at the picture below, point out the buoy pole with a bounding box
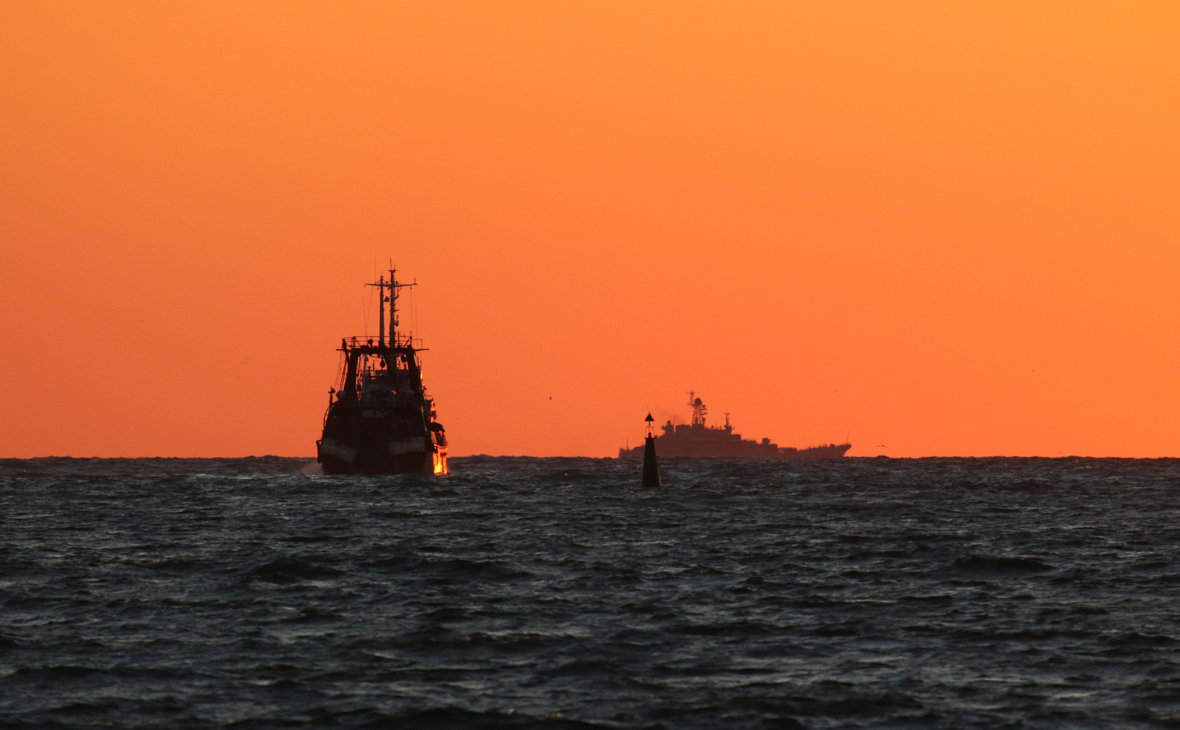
[641,413,661,487]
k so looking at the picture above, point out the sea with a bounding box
[3,455,1180,729]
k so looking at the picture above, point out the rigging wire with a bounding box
[362,286,373,338]
[409,283,417,343]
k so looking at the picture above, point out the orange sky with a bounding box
[3,2,1179,458]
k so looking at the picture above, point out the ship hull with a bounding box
[317,437,445,476]
[618,442,851,460]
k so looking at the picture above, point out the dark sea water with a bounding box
[3,456,1180,729]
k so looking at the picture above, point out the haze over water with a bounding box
[4,456,1180,728]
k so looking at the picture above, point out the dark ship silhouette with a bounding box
[316,268,448,475]
[619,392,850,460]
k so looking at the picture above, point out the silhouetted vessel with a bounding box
[316,268,448,475]
[618,392,850,460]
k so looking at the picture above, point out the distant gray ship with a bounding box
[618,392,850,460]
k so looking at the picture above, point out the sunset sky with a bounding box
[3,2,1179,458]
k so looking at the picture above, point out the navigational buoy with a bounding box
[641,413,661,487]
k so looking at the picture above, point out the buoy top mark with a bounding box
[645,413,654,422]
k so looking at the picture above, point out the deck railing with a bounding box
[340,334,425,350]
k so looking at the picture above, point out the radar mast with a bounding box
[688,390,708,427]
[367,264,416,348]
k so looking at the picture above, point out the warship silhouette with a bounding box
[316,268,448,475]
[619,392,850,460]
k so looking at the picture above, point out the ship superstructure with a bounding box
[317,268,448,475]
[618,392,850,460]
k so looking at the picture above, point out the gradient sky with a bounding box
[3,2,1179,458]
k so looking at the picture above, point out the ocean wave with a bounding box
[3,456,1180,728]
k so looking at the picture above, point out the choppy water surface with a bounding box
[4,456,1180,728]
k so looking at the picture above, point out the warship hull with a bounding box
[618,441,851,460]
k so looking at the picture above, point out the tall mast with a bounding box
[377,276,385,347]
[365,275,387,347]
[388,267,397,345]
[387,265,416,347]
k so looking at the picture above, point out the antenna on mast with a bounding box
[386,262,416,347]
